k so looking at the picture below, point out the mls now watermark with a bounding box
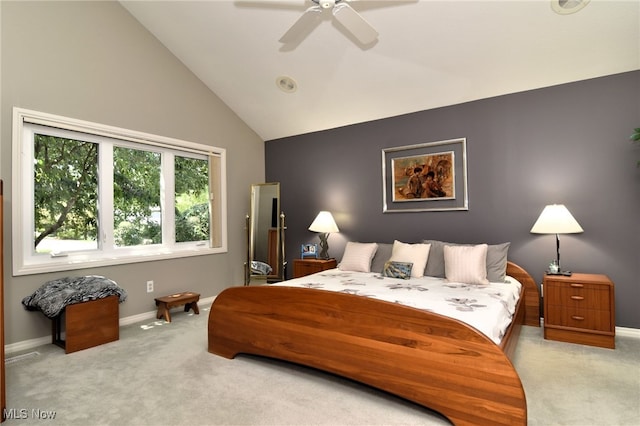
[4,408,57,420]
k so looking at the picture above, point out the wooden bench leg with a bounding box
[156,302,171,322]
[184,301,199,315]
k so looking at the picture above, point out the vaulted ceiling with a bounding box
[120,0,640,141]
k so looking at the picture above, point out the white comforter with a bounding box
[272,269,522,345]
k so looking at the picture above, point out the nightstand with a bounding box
[293,258,337,278]
[543,273,615,349]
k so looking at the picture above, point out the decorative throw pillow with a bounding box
[388,240,431,278]
[338,242,379,272]
[382,261,413,279]
[443,244,489,285]
[423,240,510,282]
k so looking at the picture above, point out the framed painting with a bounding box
[382,138,468,212]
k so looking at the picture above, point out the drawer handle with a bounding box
[570,296,584,301]
[570,283,584,288]
[571,315,585,321]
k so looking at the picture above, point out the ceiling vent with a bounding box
[551,0,590,15]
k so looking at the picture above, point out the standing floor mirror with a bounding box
[245,183,286,284]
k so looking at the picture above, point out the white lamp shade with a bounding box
[530,204,584,234]
[308,211,339,233]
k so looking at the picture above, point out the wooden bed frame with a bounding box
[208,261,540,425]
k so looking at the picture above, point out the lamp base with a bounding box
[317,233,330,260]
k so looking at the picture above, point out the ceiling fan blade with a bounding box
[279,5,323,44]
[332,2,378,45]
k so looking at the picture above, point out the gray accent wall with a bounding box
[266,71,640,329]
[1,2,263,344]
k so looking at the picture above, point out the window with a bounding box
[13,107,227,276]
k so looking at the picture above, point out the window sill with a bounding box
[13,246,226,277]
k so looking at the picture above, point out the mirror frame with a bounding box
[245,183,286,284]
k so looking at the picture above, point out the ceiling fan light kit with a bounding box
[551,0,590,15]
[319,0,336,9]
[280,0,378,46]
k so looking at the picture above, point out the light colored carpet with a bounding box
[4,303,639,425]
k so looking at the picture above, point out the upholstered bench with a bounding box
[155,292,200,322]
[52,295,120,353]
[22,276,127,354]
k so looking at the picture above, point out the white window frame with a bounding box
[12,107,227,276]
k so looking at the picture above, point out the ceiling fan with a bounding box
[279,0,378,46]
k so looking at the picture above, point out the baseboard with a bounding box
[5,295,216,355]
[118,295,215,326]
[539,318,640,339]
[615,326,640,338]
[5,336,51,354]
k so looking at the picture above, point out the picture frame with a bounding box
[382,138,468,212]
[301,243,318,258]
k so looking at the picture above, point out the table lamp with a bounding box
[308,211,339,259]
[530,204,583,276]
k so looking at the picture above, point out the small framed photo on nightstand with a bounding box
[301,243,318,258]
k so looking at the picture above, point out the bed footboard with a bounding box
[208,284,527,425]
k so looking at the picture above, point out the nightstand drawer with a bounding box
[295,262,321,276]
[293,258,337,278]
[545,306,612,331]
[545,282,611,310]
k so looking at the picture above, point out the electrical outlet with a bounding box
[146,280,154,293]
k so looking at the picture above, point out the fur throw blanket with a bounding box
[22,275,128,319]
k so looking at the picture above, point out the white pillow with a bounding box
[338,242,379,272]
[443,244,489,285]
[388,240,431,278]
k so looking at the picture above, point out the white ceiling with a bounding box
[120,0,640,141]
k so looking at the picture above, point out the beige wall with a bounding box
[1,1,265,344]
